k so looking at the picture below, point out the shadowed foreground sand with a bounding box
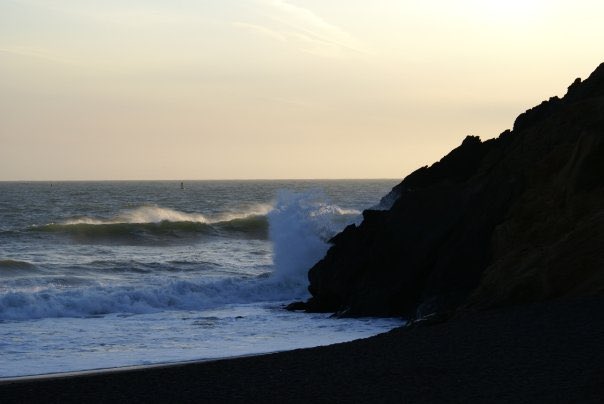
[1,296,603,403]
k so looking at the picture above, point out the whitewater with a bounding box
[0,180,402,378]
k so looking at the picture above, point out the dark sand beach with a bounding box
[1,296,603,403]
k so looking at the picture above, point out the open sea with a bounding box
[0,180,403,378]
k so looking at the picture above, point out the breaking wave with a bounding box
[1,193,362,320]
[31,205,272,243]
[29,202,359,246]
[0,276,305,321]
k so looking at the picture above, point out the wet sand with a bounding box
[1,296,603,403]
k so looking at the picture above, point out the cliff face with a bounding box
[300,63,604,318]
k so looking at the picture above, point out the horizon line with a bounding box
[0,177,401,183]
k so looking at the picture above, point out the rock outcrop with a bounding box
[296,63,604,318]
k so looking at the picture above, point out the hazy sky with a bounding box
[1,0,603,180]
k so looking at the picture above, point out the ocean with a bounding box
[0,180,403,378]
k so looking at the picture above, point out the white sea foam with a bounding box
[0,276,307,321]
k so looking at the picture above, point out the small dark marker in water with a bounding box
[180,182,184,189]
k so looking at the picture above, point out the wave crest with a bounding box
[66,206,207,225]
[31,205,273,243]
[30,202,357,245]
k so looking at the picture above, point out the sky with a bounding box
[1,0,603,180]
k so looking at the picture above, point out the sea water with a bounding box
[0,180,403,378]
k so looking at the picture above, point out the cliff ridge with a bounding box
[296,63,604,318]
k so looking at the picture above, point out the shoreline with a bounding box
[1,295,602,403]
[0,351,286,384]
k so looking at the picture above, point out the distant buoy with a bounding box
[180,181,184,190]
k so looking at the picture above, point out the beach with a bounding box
[2,295,602,403]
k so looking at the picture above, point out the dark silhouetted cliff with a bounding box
[296,63,604,318]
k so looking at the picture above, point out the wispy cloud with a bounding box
[0,46,126,74]
[232,22,287,43]
[7,0,205,27]
[0,46,82,66]
[7,0,365,59]
[235,0,365,57]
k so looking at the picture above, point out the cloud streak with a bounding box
[7,0,206,27]
[236,0,365,57]
[0,46,85,66]
[232,22,287,42]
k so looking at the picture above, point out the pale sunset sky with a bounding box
[1,0,603,180]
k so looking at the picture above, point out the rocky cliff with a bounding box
[295,63,604,318]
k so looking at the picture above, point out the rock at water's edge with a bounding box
[302,63,604,318]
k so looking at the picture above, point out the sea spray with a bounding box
[268,190,358,284]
